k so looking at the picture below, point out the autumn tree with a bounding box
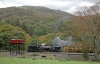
[60,20,72,33]
[37,33,55,45]
[0,24,32,50]
[73,2,100,60]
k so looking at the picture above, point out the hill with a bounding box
[0,6,73,37]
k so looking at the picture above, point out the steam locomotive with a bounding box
[28,45,61,52]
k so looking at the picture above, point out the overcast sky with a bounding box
[0,0,99,14]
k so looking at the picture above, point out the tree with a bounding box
[21,22,28,32]
[0,24,32,50]
[82,47,89,60]
[60,20,72,33]
[4,17,20,27]
[37,33,55,45]
[31,36,38,45]
[73,2,100,61]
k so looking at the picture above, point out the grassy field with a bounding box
[0,57,99,64]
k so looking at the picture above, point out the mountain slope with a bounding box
[0,6,73,36]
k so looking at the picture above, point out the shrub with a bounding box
[32,54,39,56]
[82,47,89,60]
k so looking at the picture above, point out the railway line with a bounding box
[0,51,97,61]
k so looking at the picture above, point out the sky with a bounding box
[0,0,99,14]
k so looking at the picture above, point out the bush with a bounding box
[82,47,89,60]
[32,54,39,56]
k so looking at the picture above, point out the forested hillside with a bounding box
[0,6,73,45]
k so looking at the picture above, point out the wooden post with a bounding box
[21,44,22,55]
[9,40,11,55]
[16,44,17,55]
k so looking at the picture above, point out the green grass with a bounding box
[0,57,99,64]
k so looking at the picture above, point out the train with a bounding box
[28,45,94,53]
[62,46,95,53]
